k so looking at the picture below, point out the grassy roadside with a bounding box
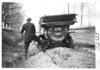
[70,27,95,45]
[2,29,24,68]
[70,27,95,55]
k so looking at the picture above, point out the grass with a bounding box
[70,27,95,55]
[2,29,24,68]
[70,27,95,46]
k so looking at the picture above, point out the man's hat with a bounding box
[27,18,31,21]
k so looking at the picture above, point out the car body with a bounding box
[38,14,77,50]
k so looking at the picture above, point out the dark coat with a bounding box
[21,22,36,42]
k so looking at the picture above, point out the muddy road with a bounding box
[17,43,95,68]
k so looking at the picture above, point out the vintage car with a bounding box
[38,14,77,50]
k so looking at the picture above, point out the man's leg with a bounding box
[24,42,30,59]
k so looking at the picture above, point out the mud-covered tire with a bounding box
[38,35,48,51]
[67,35,74,49]
[38,35,46,43]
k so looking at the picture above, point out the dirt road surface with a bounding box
[17,41,95,68]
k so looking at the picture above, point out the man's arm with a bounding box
[33,24,36,33]
[32,24,36,34]
[21,24,25,34]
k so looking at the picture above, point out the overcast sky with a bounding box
[20,0,99,31]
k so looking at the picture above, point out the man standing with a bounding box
[21,18,45,60]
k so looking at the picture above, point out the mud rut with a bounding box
[17,41,95,68]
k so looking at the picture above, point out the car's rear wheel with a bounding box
[66,35,74,49]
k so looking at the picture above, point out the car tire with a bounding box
[38,35,48,51]
[67,35,74,49]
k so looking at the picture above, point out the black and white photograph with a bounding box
[1,0,100,69]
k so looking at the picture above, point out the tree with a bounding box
[2,2,24,30]
[80,3,85,26]
[67,2,70,14]
[80,2,96,27]
[72,3,77,13]
[86,3,96,26]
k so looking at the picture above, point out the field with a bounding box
[71,27,95,53]
[2,27,95,68]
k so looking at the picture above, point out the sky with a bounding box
[1,0,99,30]
[22,0,71,30]
[21,0,68,31]
[21,0,98,31]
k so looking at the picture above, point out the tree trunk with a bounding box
[80,3,84,26]
[68,3,70,14]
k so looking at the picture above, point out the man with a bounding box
[21,18,45,60]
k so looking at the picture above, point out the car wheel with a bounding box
[67,35,74,49]
[38,35,48,51]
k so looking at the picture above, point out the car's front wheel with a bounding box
[38,35,48,51]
